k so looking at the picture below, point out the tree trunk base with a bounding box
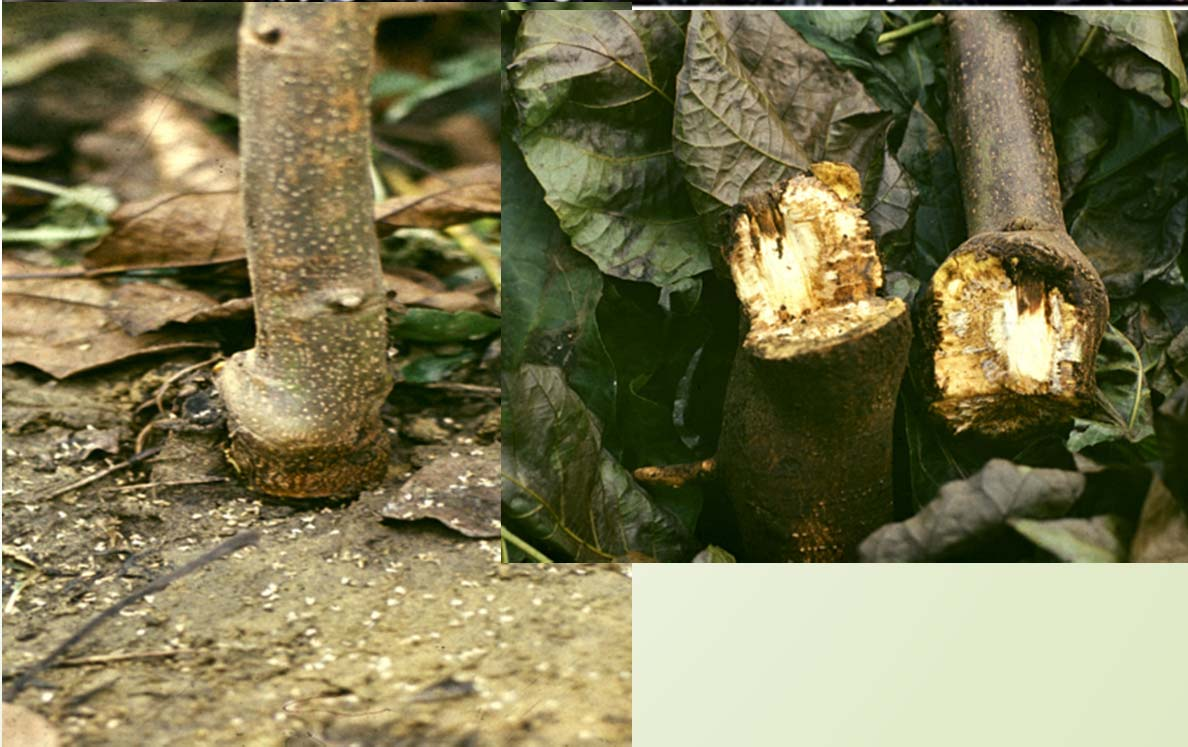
[720,307,909,561]
[224,422,389,500]
[217,353,391,499]
[921,12,1109,439]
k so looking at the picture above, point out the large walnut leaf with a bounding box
[502,364,693,562]
[1066,325,1155,453]
[509,10,709,286]
[502,124,616,425]
[859,460,1086,562]
[673,10,890,220]
[2,259,217,379]
[1059,10,1188,107]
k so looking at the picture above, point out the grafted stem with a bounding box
[215,4,391,498]
[917,11,1108,438]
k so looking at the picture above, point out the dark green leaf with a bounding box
[884,271,920,304]
[502,364,695,562]
[901,393,986,512]
[389,308,500,343]
[780,10,945,119]
[1009,515,1129,562]
[893,103,965,277]
[1043,13,1098,97]
[863,141,915,247]
[801,11,875,43]
[1065,99,1188,297]
[1,177,117,246]
[1067,325,1156,452]
[673,10,889,224]
[1050,68,1114,197]
[377,46,500,122]
[1047,12,1175,109]
[1060,10,1188,107]
[400,351,476,385]
[596,277,734,471]
[45,184,119,224]
[371,69,427,101]
[1112,277,1188,404]
[502,122,616,424]
[1080,93,1182,191]
[859,459,1086,562]
[510,10,710,286]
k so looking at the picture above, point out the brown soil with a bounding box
[1,356,630,747]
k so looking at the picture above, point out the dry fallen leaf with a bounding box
[367,445,499,538]
[2,259,217,379]
[383,270,488,314]
[75,93,238,201]
[375,163,500,233]
[435,113,500,165]
[86,165,498,274]
[107,282,249,336]
[83,191,244,273]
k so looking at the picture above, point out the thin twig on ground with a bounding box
[3,531,258,703]
[55,648,196,668]
[42,446,164,500]
[100,477,230,494]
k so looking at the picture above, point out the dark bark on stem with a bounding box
[718,310,909,562]
[216,5,392,498]
[946,11,1064,236]
[916,11,1108,438]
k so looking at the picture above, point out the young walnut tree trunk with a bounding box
[916,11,1108,438]
[215,4,392,498]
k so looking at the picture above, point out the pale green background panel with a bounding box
[635,565,1187,746]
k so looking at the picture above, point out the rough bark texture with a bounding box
[916,11,1108,438]
[215,4,392,498]
[717,166,910,562]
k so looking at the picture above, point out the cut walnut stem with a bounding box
[637,164,911,562]
[917,11,1108,438]
[214,4,392,498]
